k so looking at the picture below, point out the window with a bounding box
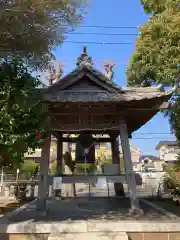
[168,148,175,153]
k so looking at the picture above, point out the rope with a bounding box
[53,124,120,132]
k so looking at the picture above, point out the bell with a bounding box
[76,133,95,163]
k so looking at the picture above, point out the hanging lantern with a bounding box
[75,133,95,163]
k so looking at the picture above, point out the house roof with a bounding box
[139,155,161,161]
[155,141,178,150]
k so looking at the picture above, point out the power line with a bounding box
[131,137,175,140]
[133,133,174,135]
[64,40,133,45]
[68,25,138,29]
[66,32,139,36]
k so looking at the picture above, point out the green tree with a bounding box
[140,0,180,15]
[51,160,57,174]
[126,0,180,142]
[163,161,180,198]
[0,0,86,69]
[0,58,50,168]
[20,160,38,179]
[140,0,169,15]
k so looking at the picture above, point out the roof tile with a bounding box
[45,89,168,102]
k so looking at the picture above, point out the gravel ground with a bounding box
[1,197,179,224]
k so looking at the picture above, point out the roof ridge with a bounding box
[81,65,121,90]
[46,65,122,92]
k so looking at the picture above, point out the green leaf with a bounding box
[0,58,51,167]
[127,0,180,143]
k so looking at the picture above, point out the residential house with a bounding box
[139,155,163,171]
[155,141,180,164]
[119,144,141,170]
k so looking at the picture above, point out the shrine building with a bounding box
[37,46,174,213]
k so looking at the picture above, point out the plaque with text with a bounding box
[96,177,107,189]
[53,177,62,190]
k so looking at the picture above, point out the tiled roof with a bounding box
[139,155,161,161]
[44,65,121,91]
[45,88,169,102]
[83,66,120,89]
[42,65,173,103]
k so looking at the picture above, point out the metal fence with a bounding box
[0,171,169,199]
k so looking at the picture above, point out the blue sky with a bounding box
[52,0,175,156]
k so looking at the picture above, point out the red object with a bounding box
[35,129,41,139]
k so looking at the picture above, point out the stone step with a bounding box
[48,232,128,240]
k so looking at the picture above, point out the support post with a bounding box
[56,132,63,175]
[36,133,51,211]
[119,123,142,214]
[111,137,125,197]
[111,138,119,166]
[55,132,63,197]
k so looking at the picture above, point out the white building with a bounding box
[156,141,180,163]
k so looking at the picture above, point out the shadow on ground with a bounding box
[0,197,173,223]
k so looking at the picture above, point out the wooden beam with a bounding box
[51,112,123,116]
[60,137,111,142]
[61,175,127,184]
[50,103,124,115]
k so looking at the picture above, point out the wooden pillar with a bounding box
[36,133,51,211]
[111,138,120,165]
[55,132,63,197]
[56,132,63,175]
[111,137,125,197]
[119,123,141,213]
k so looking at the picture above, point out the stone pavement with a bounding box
[0,197,180,226]
[48,232,129,240]
[0,197,179,239]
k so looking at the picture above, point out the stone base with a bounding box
[2,232,180,240]
[1,197,180,235]
[49,232,128,240]
[128,208,144,216]
[36,198,47,212]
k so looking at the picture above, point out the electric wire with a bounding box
[63,40,133,45]
[66,32,139,36]
[66,25,139,29]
